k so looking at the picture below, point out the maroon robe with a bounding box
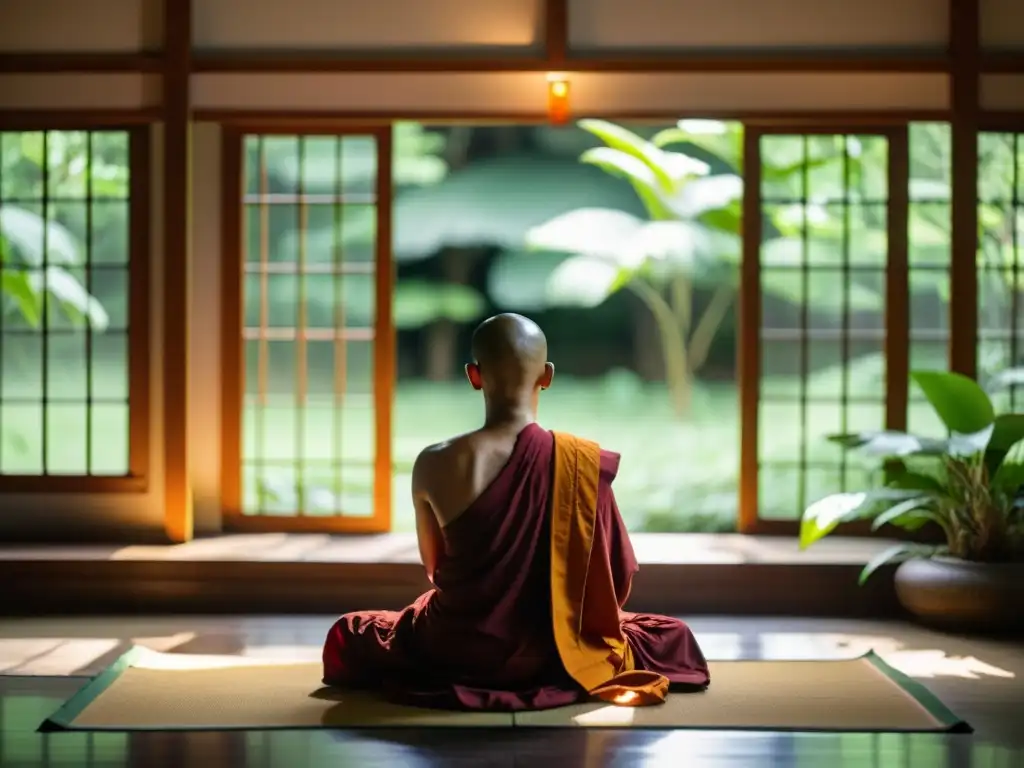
[322,423,709,711]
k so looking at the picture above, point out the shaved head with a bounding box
[471,313,548,386]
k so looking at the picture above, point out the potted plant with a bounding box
[800,370,1024,631]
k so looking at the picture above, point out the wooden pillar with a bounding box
[948,0,980,379]
[162,0,193,542]
[545,0,568,64]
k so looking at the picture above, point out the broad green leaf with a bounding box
[994,461,1024,495]
[828,431,948,457]
[800,489,917,549]
[526,209,735,276]
[858,544,939,586]
[32,267,109,330]
[0,269,41,326]
[869,497,939,531]
[652,121,741,168]
[577,119,679,191]
[486,250,569,311]
[545,254,623,308]
[988,413,1024,453]
[887,467,947,494]
[911,370,995,435]
[526,208,647,265]
[0,206,81,266]
[580,119,712,186]
[383,154,650,260]
[947,424,995,457]
[628,220,739,271]
[699,203,742,236]
[580,147,675,220]
[671,174,743,219]
[652,121,732,152]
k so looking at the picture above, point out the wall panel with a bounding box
[189,123,224,535]
[193,72,949,114]
[981,74,1024,110]
[568,0,949,52]
[0,74,161,110]
[981,0,1024,50]
[0,0,161,52]
[192,0,542,51]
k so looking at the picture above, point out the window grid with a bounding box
[978,132,1024,412]
[0,130,134,478]
[756,133,890,521]
[240,134,378,520]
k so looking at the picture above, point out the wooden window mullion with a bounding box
[884,126,911,433]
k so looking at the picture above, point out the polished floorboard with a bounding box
[0,616,1021,767]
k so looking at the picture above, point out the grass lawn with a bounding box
[2,354,946,534]
[241,359,944,533]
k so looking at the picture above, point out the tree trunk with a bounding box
[632,297,664,381]
[425,248,473,381]
[425,319,458,381]
[421,126,476,381]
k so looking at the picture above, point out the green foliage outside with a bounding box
[3,124,1024,536]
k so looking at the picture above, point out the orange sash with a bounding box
[549,431,670,706]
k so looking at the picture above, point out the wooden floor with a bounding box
[0,532,891,563]
[0,533,907,617]
[0,616,1021,767]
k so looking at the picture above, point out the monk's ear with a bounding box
[465,363,484,391]
[539,362,555,390]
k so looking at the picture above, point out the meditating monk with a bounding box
[322,313,709,711]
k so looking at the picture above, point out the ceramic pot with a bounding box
[894,557,1024,633]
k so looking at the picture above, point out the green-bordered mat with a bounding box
[41,648,971,733]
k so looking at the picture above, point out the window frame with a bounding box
[0,123,151,494]
[219,122,395,534]
[976,119,1024,404]
[738,122,912,536]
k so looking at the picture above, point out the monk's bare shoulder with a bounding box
[411,433,477,493]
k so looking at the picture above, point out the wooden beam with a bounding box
[162,0,193,543]
[980,52,1024,73]
[0,109,160,129]
[0,52,162,73]
[193,109,950,126]
[190,51,949,74]
[949,0,980,379]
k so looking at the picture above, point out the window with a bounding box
[0,128,147,490]
[743,127,910,530]
[906,123,952,436]
[978,131,1024,412]
[221,128,394,532]
[743,123,953,530]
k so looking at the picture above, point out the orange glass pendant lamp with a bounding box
[547,73,571,125]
